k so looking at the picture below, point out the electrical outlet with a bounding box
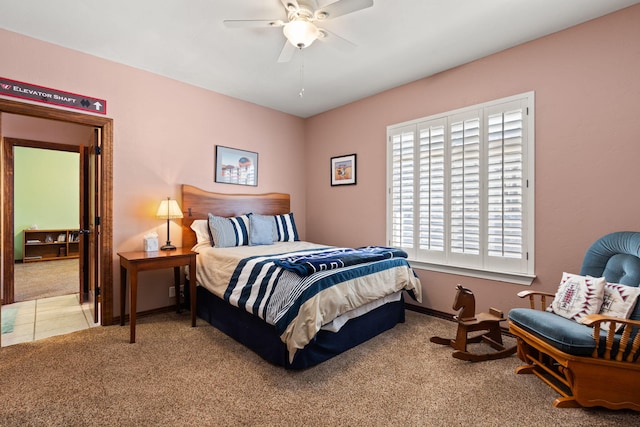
[169,285,184,298]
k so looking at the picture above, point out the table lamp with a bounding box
[156,197,183,250]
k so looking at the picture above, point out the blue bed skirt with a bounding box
[186,282,406,370]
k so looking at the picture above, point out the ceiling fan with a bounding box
[224,0,374,63]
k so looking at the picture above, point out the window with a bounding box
[387,92,535,283]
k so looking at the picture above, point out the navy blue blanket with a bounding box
[274,246,408,276]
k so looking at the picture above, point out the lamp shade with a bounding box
[283,19,319,48]
[156,199,183,220]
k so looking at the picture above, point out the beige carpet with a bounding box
[13,259,79,302]
[0,310,637,426]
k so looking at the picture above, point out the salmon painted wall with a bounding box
[0,29,306,315]
[2,5,639,318]
[304,5,640,315]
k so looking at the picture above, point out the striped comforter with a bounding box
[192,241,422,361]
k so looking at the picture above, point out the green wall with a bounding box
[14,147,80,260]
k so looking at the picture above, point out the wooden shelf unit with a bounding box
[22,229,80,262]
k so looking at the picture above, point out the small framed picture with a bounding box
[215,145,258,186]
[331,153,357,186]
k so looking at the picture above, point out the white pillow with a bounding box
[190,219,211,245]
[594,282,640,331]
[547,272,606,322]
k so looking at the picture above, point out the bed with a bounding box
[181,184,422,369]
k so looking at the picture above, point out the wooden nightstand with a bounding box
[118,248,197,343]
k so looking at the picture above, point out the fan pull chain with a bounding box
[299,49,305,99]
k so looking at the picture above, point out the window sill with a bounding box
[408,260,536,286]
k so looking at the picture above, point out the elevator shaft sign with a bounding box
[0,77,107,114]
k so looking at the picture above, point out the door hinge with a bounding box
[95,287,101,297]
[95,216,101,226]
[95,145,102,155]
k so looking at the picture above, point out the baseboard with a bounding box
[112,304,185,326]
[405,302,513,336]
[406,303,455,321]
[113,301,513,337]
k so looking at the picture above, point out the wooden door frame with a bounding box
[1,98,113,325]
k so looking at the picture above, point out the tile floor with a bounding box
[1,293,99,347]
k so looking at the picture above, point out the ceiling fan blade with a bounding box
[315,0,374,20]
[223,19,284,28]
[317,28,356,52]
[277,41,297,63]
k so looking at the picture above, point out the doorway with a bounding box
[13,144,82,303]
[1,98,113,333]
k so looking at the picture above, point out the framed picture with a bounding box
[215,145,258,186]
[330,153,357,186]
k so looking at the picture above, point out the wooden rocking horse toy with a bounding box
[430,285,516,362]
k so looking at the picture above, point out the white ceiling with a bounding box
[1,0,638,118]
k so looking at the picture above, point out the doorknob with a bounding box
[79,229,91,234]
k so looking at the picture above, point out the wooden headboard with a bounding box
[181,184,291,249]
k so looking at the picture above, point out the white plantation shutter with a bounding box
[387,92,534,278]
[487,105,524,259]
[418,120,445,256]
[484,99,530,273]
[450,115,481,261]
[390,126,416,255]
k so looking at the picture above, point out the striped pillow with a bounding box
[207,213,250,248]
[273,213,299,242]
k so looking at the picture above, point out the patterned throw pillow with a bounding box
[591,282,640,331]
[547,272,606,322]
[207,214,250,248]
[273,213,299,242]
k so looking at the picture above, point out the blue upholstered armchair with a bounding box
[508,232,640,410]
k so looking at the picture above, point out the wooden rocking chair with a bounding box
[430,285,516,362]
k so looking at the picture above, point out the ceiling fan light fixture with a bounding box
[283,19,319,49]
